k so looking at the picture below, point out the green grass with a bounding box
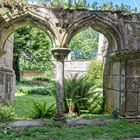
[14,92,55,119]
[0,79,139,140]
[0,120,139,140]
[13,78,56,119]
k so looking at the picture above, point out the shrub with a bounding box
[0,102,15,123]
[27,87,51,95]
[32,101,55,118]
[64,74,103,115]
[33,77,53,82]
[16,79,56,95]
[85,60,103,87]
[17,79,34,86]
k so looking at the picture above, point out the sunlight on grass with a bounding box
[14,92,55,119]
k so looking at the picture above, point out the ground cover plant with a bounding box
[32,101,55,118]
[16,78,56,95]
[0,68,139,140]
[0,102,15,123]
[0,119,140,140]
[13,77,56,119]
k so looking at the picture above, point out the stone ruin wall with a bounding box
[0,35,15,101]
[53,60,91,79]
[1,33,106,102]
[1,6,140,119]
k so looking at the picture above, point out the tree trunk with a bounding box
[13,54,20,82]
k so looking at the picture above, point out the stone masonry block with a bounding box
[126,92,138,112]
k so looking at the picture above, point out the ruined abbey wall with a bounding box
[0,35,15,101]
[0,5,140,119]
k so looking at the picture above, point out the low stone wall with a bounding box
[20,71,45,79]
[53,60,90,78]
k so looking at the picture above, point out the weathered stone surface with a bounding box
[111,76,120,90]
[120,77,125,91]
[52,48,71,121]
[112,62,120,75]
[103,76,111,89]
[105,89,120,112]
[126,92,138,112]
[0,4,140,119]
[138,93,140,112]
[53,60,90,78]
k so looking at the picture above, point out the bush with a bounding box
[64,74,103,115]
[33,77,53,82]
[0,102,15,123]
[27,87,51,95]
[32,101,55,118]
[16,79,56,95]
[17,79,34,86]
[85,60,103,87]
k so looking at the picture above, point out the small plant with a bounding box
[32,101,55,118]
[112,110,119,119]
[0,102,15,123]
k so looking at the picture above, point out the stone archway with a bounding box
[62,11,124,116]
[0,4,140,120]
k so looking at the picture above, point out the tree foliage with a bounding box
[69,27,99,60]
[13,25,53,81]
[85,60,103,87]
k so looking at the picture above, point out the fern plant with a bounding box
[64,74,103,115]
[32,101,55,118]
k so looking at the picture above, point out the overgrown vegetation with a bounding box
[14,77,56,119]
[16,78,56,95]
[64,74,103,115]
[86,60,103,87]
[0,119,140,140]
[0,1,139,139]
[0,102,15,123]
[14,92,55,119]
[13,25,53,82]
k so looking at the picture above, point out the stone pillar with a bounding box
[51,48,71,121]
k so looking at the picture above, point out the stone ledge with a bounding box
[108,50,140,61]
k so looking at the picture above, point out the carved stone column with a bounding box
[51,48,71,121]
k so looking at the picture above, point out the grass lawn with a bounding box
[0,80,139,140]
[0,119,140,140]
[14,92,56,119]
[5,92,140,140]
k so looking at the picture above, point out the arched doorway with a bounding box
[64,14,123,116]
